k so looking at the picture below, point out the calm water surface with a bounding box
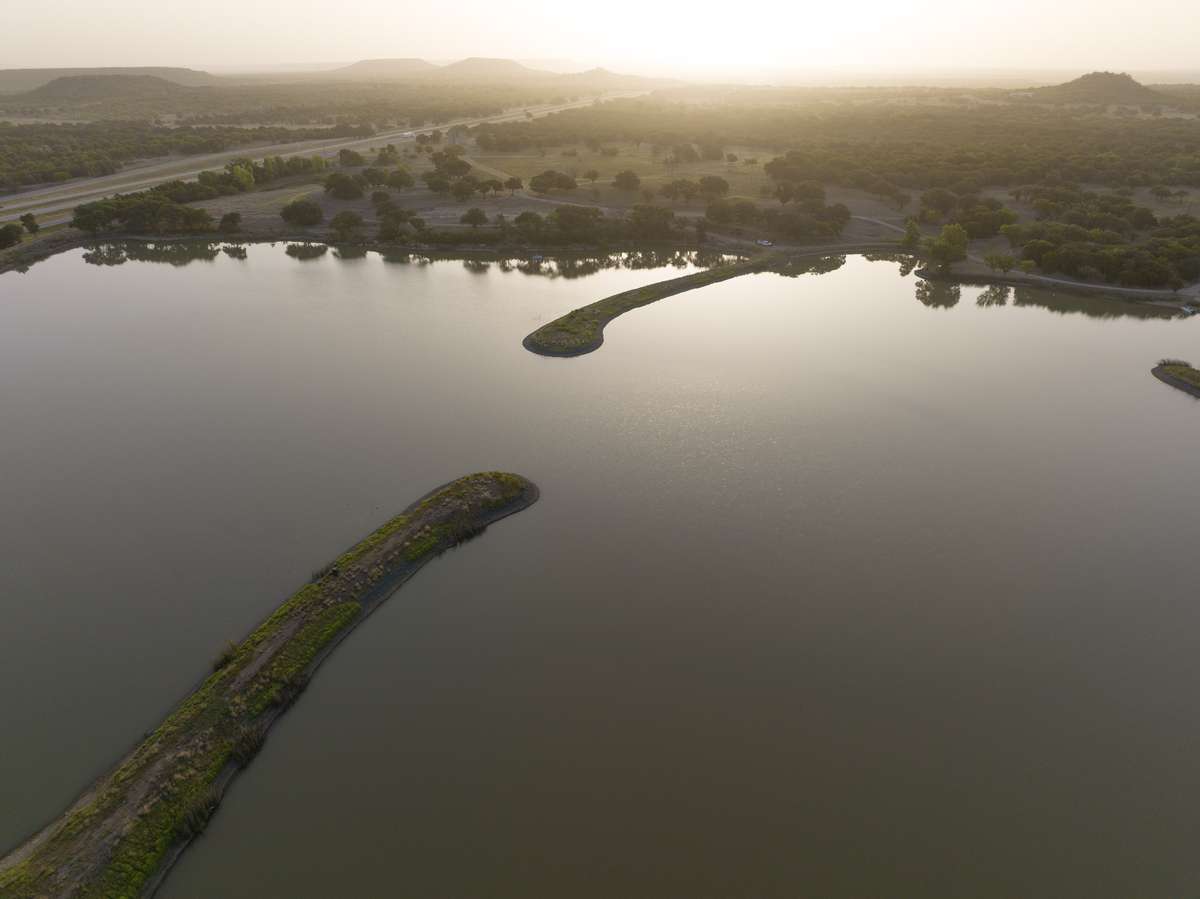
[2,245,1199,897]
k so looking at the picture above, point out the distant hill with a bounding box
[328,58,439,79]
[25,74,187,101]
[326,56,666,89]
[0,66,216,94]
[1027,71,1167,104]
[435,57,544,80]
[559,67,670,90]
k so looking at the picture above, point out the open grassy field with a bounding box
[471,141,775,202]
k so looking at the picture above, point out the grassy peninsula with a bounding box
[523,256,769,357]
[0,472,538,899]
[1152,359,1200,398]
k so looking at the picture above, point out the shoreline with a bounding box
[0,231,734,276]
[5,231,1194,317]
[916,265,1197,307]
[0,472,539,899]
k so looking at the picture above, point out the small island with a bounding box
[523,257,769,357]
[1152,359,1200,399]
[0,472,538,899]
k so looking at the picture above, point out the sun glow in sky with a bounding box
[7,0,1199,77]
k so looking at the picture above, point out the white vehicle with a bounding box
[756,239,774,247]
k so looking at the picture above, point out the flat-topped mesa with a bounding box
[0,472,538,899]
[522,257,768,357]
[1152,359,1200,399]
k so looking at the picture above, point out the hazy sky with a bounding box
[7,0,1198,76]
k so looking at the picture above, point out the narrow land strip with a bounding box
[1152,361,1200,399]
[520,247,902,357]
[522,255,771,356]
[0,472,538,899]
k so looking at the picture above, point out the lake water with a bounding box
[2,243,1199,897]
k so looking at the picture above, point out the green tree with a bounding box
[422,172,451,194]
[627,204,674,238]
[338,148,366,167]
[218,212,242,234]
[378,219,406,242]
[612,170,641,192]
[450,179,476,202]
[660,179,698,204]
[280,198,324,227]
[529,170,577,193]
[225,162,255,192]
[361,167,387,187]
[460,208,488,229]
[900,219,922,250]
[698,175,730,200]
[550,205,603,240]
[583,169,600,183]
[330,210,364,241]
[386,169,415,190]
[924,223,969,269]
[324,172,364,200]
[514,211,543,239]
[983,252,1016,274]
[0,222,23,248]
[504,176,524,195]
[19,213,39,234]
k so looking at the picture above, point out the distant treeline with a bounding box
[0,82,563,128]
[471,97,1200,191]
[474,95,1200,288]
[0,121,367,191]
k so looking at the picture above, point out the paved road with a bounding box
[0,93,644,227]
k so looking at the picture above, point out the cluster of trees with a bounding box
[895,177,1200,288]
[70,152,328,234]
[407,147,520,201]
[358,202,700,248]
[0,222,25,248]
[913,188,1018,238]
[904,223,971,269]
[1000,215,1200,287]
[0,212,40,249]
[705,191,851,241]
[70,191,215,234]
[0,121,364,190]
[476,95,1200,189]
[528,169,577,193]
[280,198,324,227]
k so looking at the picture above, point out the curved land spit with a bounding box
[1152,362,1200,399]
[0,472,539,899]
[521,248,903,357]
[523,255,770,357]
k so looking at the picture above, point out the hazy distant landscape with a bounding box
[3,2,1200,896]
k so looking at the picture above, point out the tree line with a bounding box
[0,121,368,191]
[69,154,329,234]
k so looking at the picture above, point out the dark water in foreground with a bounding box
[2,245,1199,897]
